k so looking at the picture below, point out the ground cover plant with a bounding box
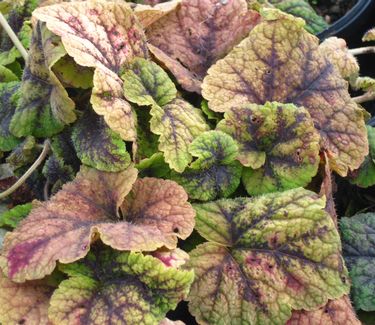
[0,0,375,324]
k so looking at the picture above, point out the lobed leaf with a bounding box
[319,37,359,79]
[341,213,375,311]
[188,188,349,325]
[71,108,131,172]
[172,130,242,201]
[202,9,368,176]
[122,57,177,107]
[147,0,260,92]
[0,166,195,281]
[0,269,53,325]
[286,296,360,325]
[10,23,76,138]
[150,98,210,172]
[49,248,194,325]
[217,102,320,195]
[33,0,149,141]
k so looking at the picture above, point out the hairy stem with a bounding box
[0,140,50,200]
[0,12,28,61]
[353,92,375,104]
[349,46,375,56]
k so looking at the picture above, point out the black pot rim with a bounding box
[318,0,374,40]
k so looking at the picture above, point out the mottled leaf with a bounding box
[0,269,53,325]
[188,188,349,325]
[136,108,160,160]
[0,65,19,82]
[217,102,320,195]
[267,0,328,34]
[353,77,375,93]
[10,22,76,138]
[34,0,149,141]
[363,27,375,42]
[133,0,181,28]
[49,248,193,325]
[0,166,195,281]
[350,126,375,188]
[0,82,22,152]
[150,98,210,172]
[6,136,38,170]
[286,296,360,325]
[341,213,375,311]
[122,57,177,107]
[42,155,74,194]
[202,9,368,176]
[172,131,242,201]
[319,37,359,79]
[72,108,131,172]
[147,0,260,92]
[0,203,32,228]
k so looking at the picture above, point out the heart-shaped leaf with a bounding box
[188,188,349,325]
[217,101,320,195]
[172,130,242,201]
[33,0,149,141]
[150,99,210,172]
[0,166,195,282]
[48,248,194,325]
[202,9,368,176]
[147,0,260,92]
[341,213,375,311]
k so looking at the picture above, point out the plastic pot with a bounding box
[318,0,375,41]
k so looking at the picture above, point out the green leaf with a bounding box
[0,65,19,82]
[341,213,375,311]
[72,109,131,172]
[10,22,76,138]
[172,131,242,201]
[122,57,177,107]
[136,108,160,160]
[267,0,328,34]
[136,153,171,178]
[350,126,375,188]
[188,188,349,325]
[6,136,37,170]
[217,102,320,195]
[49,247,194,325]
[0,82,22,152]
[150,99,210,173]
[0,203,32,228]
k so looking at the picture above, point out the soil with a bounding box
[310,0,358,24]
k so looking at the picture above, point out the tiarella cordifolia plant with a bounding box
[0,0,374,324]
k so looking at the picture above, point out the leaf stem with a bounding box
[0,12,28,61]
[353,92,375,104]
[349,46,375,56]
[0,140,50,200]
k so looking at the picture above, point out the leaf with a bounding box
[49,248,194,325]
[0,269,53,325]
[136,153,171,178]
[188,188,349,325]
[0,65,19,82]
[72,108,131,172]
[202,9,368,176]
[147,0,260,92]
[286,296,360,325]
[122,57,177,107]
[133,0,181,28]
[0,166,195,281]
[171,130,242,201]
[217,101,320,195]
[363,27,375,42]
[341,213,375,311]
[150,98,210,172]
[136,109,160,160]
[6,136,38,170]
[0,82,22,152]
[350,126,375,188]
[0,203,32,228]
[33,0,149,141]
[353,77,375,93]
[319,37,359,79]
[42,155,74,194]
[10,22,76,138]
[267,0,328,34]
